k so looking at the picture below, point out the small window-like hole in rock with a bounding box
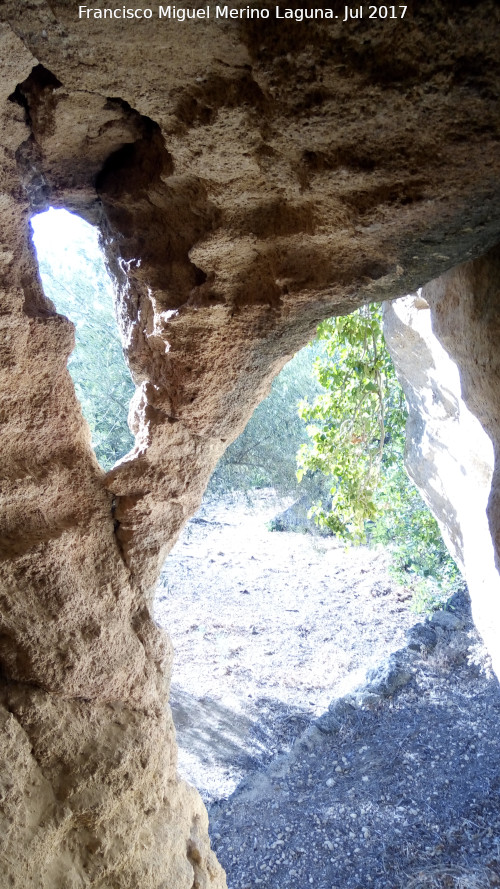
[31,208,135,470]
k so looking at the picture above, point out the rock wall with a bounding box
[383,254,500,675]
[1,2,500,885]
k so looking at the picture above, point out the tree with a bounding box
[296,304,405,541]
[207,341,327,500]
[296,303,463,606]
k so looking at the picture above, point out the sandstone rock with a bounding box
[384,256,500,678]
[0,1,499,883]
[0,684,225,888]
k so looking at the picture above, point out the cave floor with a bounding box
[156,490,416,800]
[156,492,500,889]
[208,610,500,889]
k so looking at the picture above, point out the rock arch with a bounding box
[0,2,500,885]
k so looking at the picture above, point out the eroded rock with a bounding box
[0,2,500,884]
[384,254,500,677]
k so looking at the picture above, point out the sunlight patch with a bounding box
[31,208,135,470]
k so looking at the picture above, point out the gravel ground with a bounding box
[154,492,500,889]
[208,614,500,889]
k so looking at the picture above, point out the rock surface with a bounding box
[384,254,500,677]
[0,2,500,885]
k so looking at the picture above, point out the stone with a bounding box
[364,652,414,698]
[0,1,499,884]
[269,496,321,535]
[406,622,438,653]
[315,711,342,735]
[430,611,466,632]
[384,257,500,677]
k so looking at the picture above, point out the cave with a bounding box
[1,2,500,886]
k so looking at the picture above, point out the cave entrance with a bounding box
[154,304,464,803]
[30,208,135,470]
[152,296,499,889]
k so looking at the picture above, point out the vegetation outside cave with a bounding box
[208,304,463,612]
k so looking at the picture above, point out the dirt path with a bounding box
[155,493,500,889]
[155,491,416,801]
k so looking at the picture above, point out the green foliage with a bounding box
[370,460,465,612]
[296,303,464,607]
[297,304,406,542]
[31,209,135,470]
[207,343,328,500]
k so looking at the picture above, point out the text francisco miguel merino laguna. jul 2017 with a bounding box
[78,6,409,22]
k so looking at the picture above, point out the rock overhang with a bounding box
[1,3,500,886]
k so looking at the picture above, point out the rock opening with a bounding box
[31,208,135,469]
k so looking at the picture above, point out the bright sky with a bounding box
[30,207,98,256]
